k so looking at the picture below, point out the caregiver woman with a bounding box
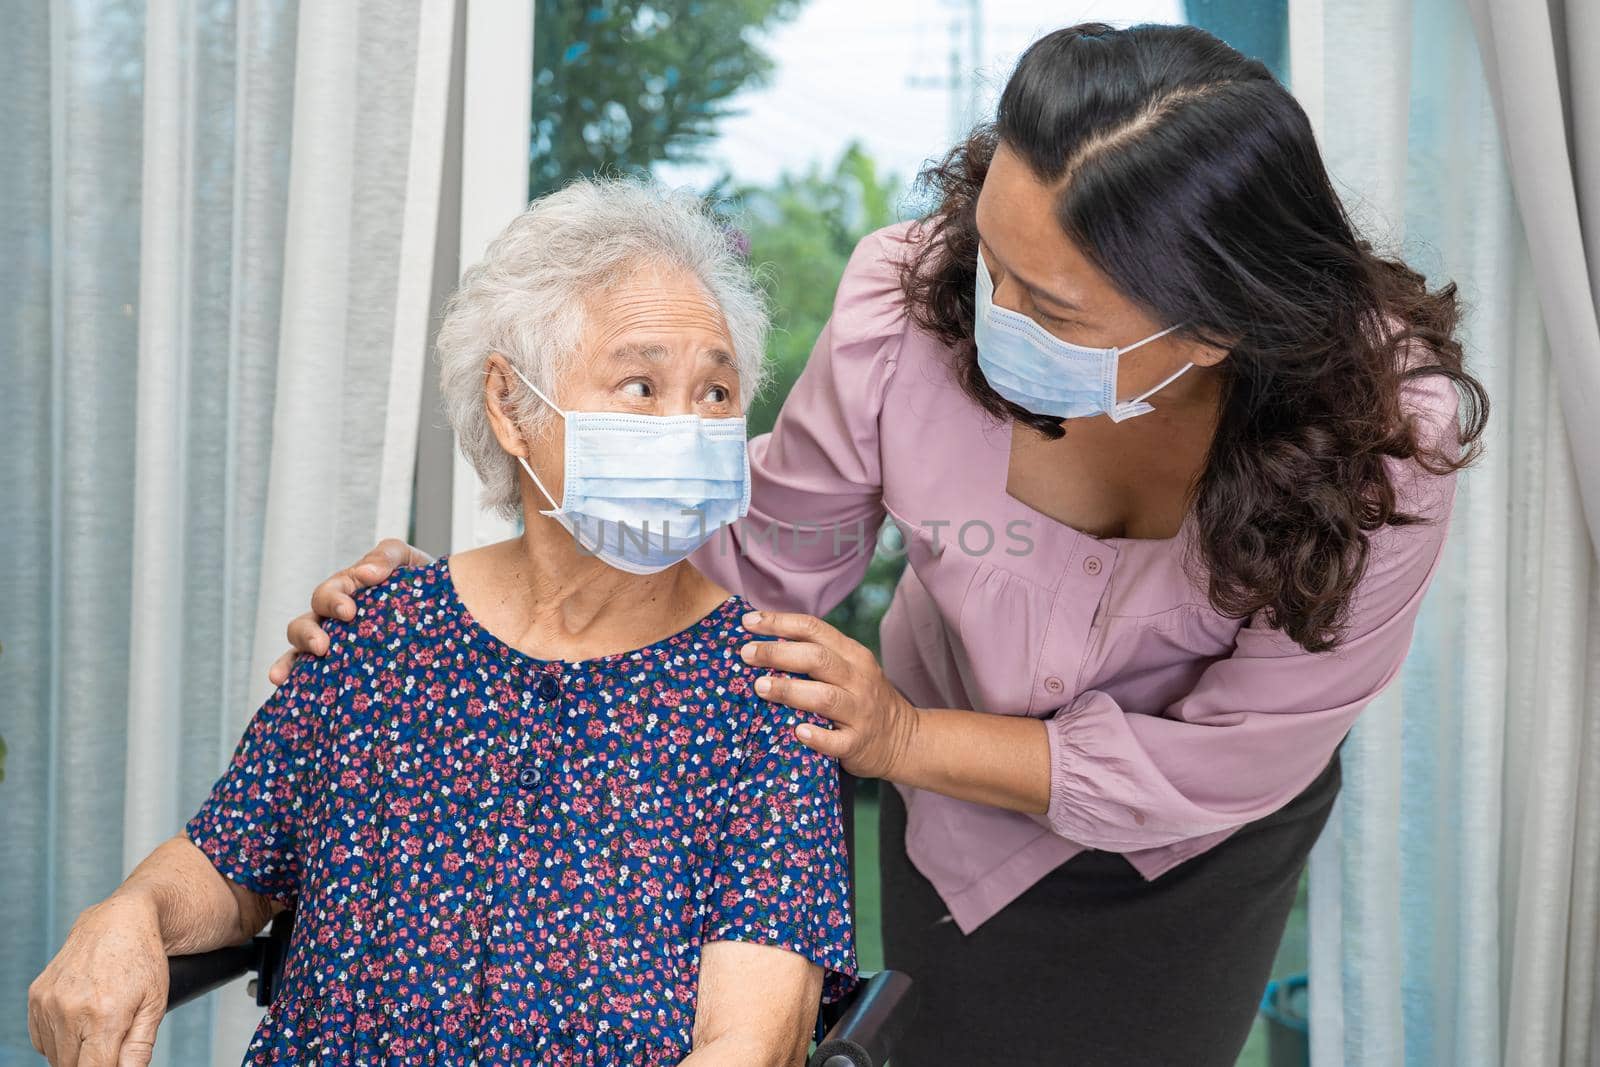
[278,24,1486,1065]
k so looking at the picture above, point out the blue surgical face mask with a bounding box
[974,253,1190,422]
[506,364,750,575]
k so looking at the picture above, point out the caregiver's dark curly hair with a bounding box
[901,22,1489,653]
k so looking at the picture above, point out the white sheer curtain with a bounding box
[0,1,455,1063]
[446,0,533,552]
[1293,0,1600,1063]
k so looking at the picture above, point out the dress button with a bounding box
[518,766,542,788]
[538,675,560,701]
[1044,676,1065,695]
[1082,555,1103,576]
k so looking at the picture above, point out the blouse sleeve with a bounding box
[702,663,858,1001]
[185,624,351,905]
[691,225,908,615]
[1038,378,1463,852]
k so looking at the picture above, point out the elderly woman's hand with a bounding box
[739,610,922,780]
[28,891,168,1067]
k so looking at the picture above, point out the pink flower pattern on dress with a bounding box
[187,557,856,1065]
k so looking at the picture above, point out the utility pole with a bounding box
[965,0,984,133]
[907,0,985,143]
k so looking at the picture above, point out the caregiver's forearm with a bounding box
[892,705,1053,816]
[117,835,274,954]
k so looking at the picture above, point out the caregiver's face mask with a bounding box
[506,364,750,575]
[974,252,1190,422]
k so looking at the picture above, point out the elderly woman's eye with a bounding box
[705,385,730,403]
[622,380,652,398]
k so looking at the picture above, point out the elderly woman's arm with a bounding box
[36,613,335,1067]
[683,653,858,1066]
[684,941,822,1066]
[27,836,273,1067]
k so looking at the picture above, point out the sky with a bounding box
[654,0,1186,191]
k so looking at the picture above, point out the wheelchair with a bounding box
[164,777,916,1067]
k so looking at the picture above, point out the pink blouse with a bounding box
[693,222,1460,934]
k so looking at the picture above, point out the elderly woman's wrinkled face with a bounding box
[488,263,744,517]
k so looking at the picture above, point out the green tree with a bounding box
[733,143,901,437]
[730,144,908,653]
[532,0,801,196]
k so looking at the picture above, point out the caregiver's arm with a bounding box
[750,376,1463,850]
[683,942,820,1067]
[28,837,273,1067]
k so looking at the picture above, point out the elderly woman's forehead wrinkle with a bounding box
[592,288,735,351]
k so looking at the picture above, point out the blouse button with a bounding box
[1082,555,1103,576]
[1044,676,1064,695]
[538,675,560,701]
[518,765,542,788]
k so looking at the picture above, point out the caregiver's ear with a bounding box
[1184,331,1235,368]
[482,353,539,454]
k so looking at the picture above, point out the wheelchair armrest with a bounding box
[165,942,256,1012]
[808,969,917,1067]
[166,910,296,1012]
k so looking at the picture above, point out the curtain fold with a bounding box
[0,2,454,1063]
[1463,0,1600,547]
[1295,0,1600,1063]
[1462,9,1600,1060]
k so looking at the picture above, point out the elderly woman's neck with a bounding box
[449,532,731,662]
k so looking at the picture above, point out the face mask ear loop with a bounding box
[505,361,566,514]
[1129,360,1196,408]
[506,362,567,418]
[1110,322,1193,419]
[515,455,563,514]
[1116,320,1188,356]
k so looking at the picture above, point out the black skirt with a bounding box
[879,755,1341,1067]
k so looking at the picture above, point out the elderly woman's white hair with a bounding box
[436,176,769,519]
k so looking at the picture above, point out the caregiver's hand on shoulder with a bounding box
[267,538,434,685]
[27,892,167,1067]
[740,610,921,780]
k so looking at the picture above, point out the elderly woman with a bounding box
[28,178,856,1067]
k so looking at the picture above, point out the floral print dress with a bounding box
[187,557,856,1065]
